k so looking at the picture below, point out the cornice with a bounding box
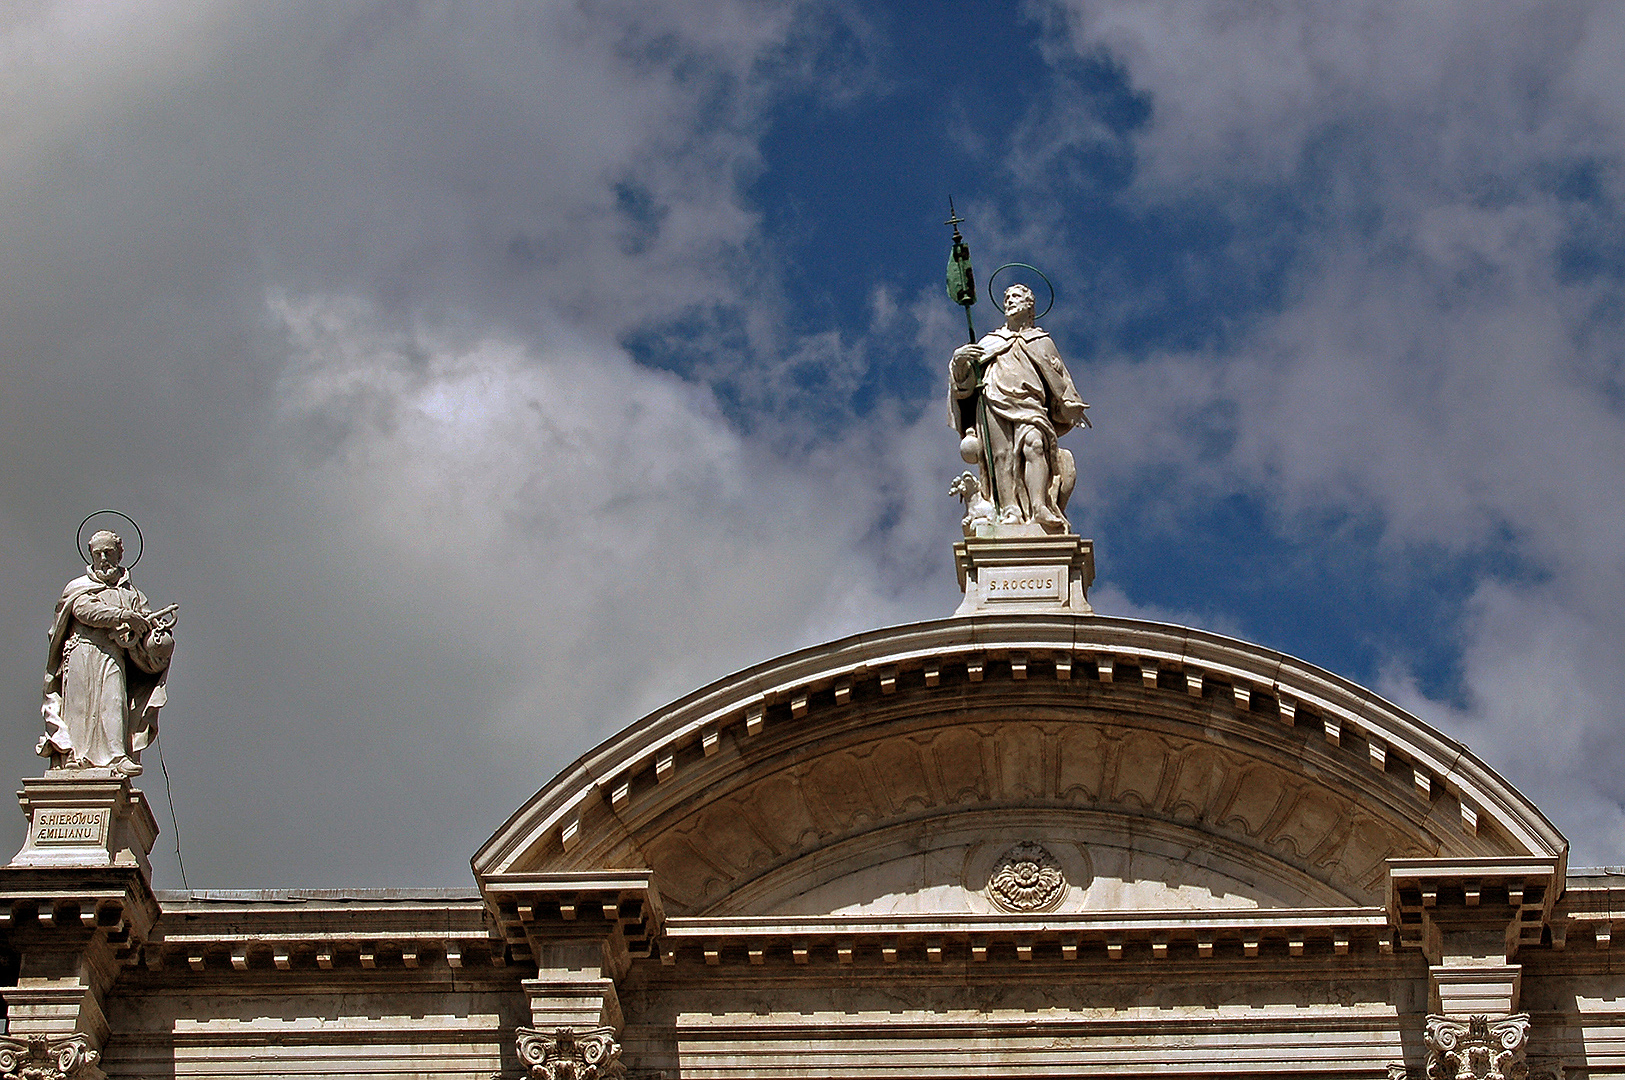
[475,616,1565,910]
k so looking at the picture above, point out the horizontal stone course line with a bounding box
[622,1035,1409,1061]
[103,1069,500,1080]
[154,889,483,902]
[670,1044,1402,1059]
[666,908,1388,935]
[152,930,497,944]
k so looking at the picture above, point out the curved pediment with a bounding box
[475,616,1566,915]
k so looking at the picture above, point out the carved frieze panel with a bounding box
[685,804,777,877]
[803,751,880,833]
[1108,729,1173,808]
[733,772,823,855]
[631,714,1444,913]
[641,833,728,908]
[1162,746,1235,823]
[927,727,990,804]
[1267,788,1348,861]
[1054,724,1110,802]
[1216,763,1290,838]
[866,736,936,813]
[995,723,1049,800]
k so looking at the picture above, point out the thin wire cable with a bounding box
[155,735,189,890]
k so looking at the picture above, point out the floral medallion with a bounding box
[987,841,1067,912]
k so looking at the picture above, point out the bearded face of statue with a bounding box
[88,534,123,584]
[1003,285,1035,327]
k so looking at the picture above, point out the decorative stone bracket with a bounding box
[478,873,662,1079]
[514,1027,625,1080]
[477,872,663,971]
[0,1034,102,1080]
[1387,858,1561,966]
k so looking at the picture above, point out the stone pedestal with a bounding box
[0,862,159,1073]
[953,533,1094,617]
[11,773,159,876]
[0,774,160,1070]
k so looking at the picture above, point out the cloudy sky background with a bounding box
[2,1,1623,887]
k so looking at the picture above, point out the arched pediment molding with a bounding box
[474,616,1566,915]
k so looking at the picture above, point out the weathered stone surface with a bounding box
[3,609,1609,1079]
[10,775,158,875]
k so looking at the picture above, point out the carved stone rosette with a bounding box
[0,1035,101,1080]
[515,1026,625,1080]
[987,841,1066,913]
[1425,1014,1530,1080]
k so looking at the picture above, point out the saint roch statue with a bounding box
[949,283,1089,534]
[38,530,176,778]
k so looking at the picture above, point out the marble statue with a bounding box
[949,283,1089,534]
[38,531,175,778]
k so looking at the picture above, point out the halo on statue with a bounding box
[987,263,1055,320]
[77,510,144,568]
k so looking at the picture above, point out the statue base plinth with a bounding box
[953,533,1094,617]
[10,773,158,876]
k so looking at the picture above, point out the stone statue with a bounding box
[38,531,175,778]
[949,283,1089,534]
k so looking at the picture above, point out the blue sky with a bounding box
[1,2,1623,885]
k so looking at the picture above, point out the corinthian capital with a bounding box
[0,1034,102,1080]
[515,1026,625,1080]
[1424,1014,1530,1080]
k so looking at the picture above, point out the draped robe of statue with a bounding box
[38,566,172,771]
[949,324,1088,526]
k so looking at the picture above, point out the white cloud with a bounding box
[0,1,938,885]
[264,291,946,741]
[115,291,954,883]
[1051,0,1625,861]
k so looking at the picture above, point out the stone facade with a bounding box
[3,612,1620,1078]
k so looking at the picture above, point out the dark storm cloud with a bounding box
[0,1,949,886]
[4,1,1625,887]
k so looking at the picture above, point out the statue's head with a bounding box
[1002,284,1036,325]
[87,531,123,580]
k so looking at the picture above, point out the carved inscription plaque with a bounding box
[32,808,109,846]
[983,566,1066,601]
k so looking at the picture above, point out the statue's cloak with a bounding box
[38,569,168,762]
[949,326,1087,439]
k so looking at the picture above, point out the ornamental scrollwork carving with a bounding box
[987,841,1066,913]
[0,1034,101,1080]
[515,1026,625,1080]
[1426,1014,1530,1080]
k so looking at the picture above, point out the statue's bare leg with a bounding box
[1021,427,1067,532]
[985,415,1023,521]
